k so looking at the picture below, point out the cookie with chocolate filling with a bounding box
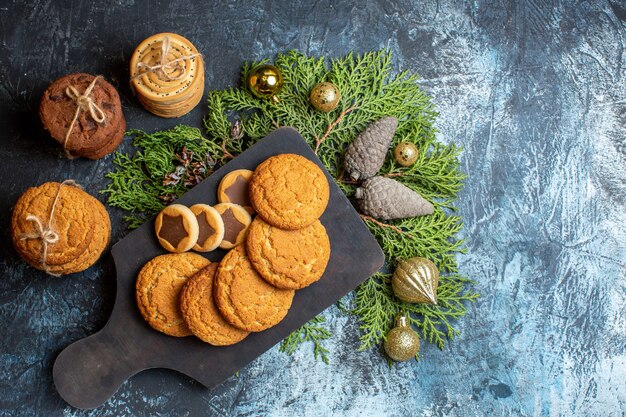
[154,204,199,253]
[217,169,254,214]
[214,203,251,250]
[189,204,224,252]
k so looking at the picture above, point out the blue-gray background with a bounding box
[0,0,624,416]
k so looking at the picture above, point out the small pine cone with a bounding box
[344,116,398,181]
[355,176,434,220]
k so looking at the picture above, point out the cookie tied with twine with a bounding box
[130,32,204,118]
[11,181,111,276]
[39,73,126,160]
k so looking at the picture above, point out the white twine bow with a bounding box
[133,35,201,81]
[63,75,106,159]
[19,180,82,276]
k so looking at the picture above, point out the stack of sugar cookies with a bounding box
[11,181,111,276]
[130,33,204,118]
[39,73,126,159]
[136,154,331,346]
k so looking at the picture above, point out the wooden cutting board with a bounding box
[53,127,385,409]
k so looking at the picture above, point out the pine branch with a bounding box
[202,50,478,356]
[280,315,331,364]
[101,126,221,228]
[102,50,478,361]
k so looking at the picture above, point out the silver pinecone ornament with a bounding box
[355,176,434,220]
[344,116,398,181]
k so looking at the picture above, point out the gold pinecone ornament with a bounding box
[344,116,398,181]
[392,257,439,304]
[355,176,434,220]
[384,314,420,361]
[309,82,341,112]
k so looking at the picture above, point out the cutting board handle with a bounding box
[53,327,139,409]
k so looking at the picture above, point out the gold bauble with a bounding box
[393,141,419,167]
[384,314,420,361]
[309,82,341,112]
[247,64,283,103]
[392,257,439,305]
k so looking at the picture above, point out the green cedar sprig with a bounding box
[279,315,331,364]
[102,50,479,362]
[203,50,479,359]
[102,126,221,228]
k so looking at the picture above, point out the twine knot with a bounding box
[133,35,201,82]
[18,180,81,277]
[65,83,106,123]
[63,75,106,159]
[21,215,60,246]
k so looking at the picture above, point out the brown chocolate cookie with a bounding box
[39,73,125,158]
[189,204,224,252]
[154,204,199,253]
[135,252,210,337]
[217,169,254,214]
[214,245,294,332]
[180,263,250,345]
[214,203,251,250]
[249,154,330,230]
[246,217,330,290]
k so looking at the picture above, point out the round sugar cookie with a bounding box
[180,263,250,345]
[249,154,329,230]
[217,169,254,214]
[214,245,294,332]
[11,182,96,268]
[214,203,251,250]
[155,204,199,253]
[135,252,210,337]
[246,217,330,290]
[189,204,224,252]
[44,194,111,275]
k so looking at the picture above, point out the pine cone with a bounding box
[355,176,434,220]
[344,116,398,181]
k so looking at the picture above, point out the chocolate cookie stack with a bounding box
[130,33,204,118]
[11,181,111,276]
[39,73,126,159]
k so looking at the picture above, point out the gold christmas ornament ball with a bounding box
[392,257,439,305]
[384,315,420,361]
[393,141,419,167]
[247,64,283,103]
[309,82,341,112]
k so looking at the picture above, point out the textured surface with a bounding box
[214,245,295,332]
[135,252,210,337]
[246,218,330,290]
[180,263,250,346]
[250,153,330,229]
[0,0,624,416]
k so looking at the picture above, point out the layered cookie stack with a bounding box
[214,154,331,332]
[39,73,126,159]
[136,153,331,346]
[11,181,111,276]
[130,33,204,118]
